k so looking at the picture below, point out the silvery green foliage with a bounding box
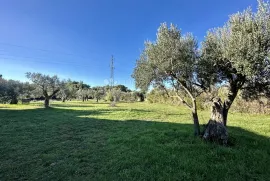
[26,72,61,98]
[132,23,199,96]
[132,23,202,135]
[201,0,270,99]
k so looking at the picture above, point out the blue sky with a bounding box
[0,0,258,89]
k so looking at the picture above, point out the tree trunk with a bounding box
[62,98,66,102]
[139,94,144,102]
[96,98,99,102]
[211,98,224,124]
[222,75,245,126]
[192,110,200,136]
[191,98,200,136]
[203,98,228,145]
[222,90,237,126]
[44,98,49,108]
[222,108,229,127]
[43,89,59,108]
[10,97,18,104]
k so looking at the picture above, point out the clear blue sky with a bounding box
[0,0,258,89]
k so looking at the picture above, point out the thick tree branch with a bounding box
[48,89,60,98]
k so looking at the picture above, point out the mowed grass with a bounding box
[0,101,269,180]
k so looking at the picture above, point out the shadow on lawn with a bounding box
[0,107,269,180]
[50,103,94,108]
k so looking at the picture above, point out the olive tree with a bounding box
[132,23,205,135]
[26,72,61,108]
[58,80,72,102]
[91,86,105,102]
[201,0,270,126]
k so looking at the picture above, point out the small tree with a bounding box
[201,0,270,126]
[91,87,104,102]
[26,72,61,108]
[58,81,71,102]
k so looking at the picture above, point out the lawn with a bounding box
[0,101,269,180]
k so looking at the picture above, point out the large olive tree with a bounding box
[132,23,205,136]
[26,72,62,108]
[201,0,270,126]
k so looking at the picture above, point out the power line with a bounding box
[0,55,104,68]
[0,42,90,59]
[0,52,85,65]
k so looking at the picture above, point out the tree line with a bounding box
[0,73,144,108]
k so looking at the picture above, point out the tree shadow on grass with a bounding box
[0,107,269,181]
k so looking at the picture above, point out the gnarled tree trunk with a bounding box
[203,98,228,145]
[222,74,245,126]
[222,84,238,127]
[43,89,59,108]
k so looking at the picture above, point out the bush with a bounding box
[105,91,114,102]
[120,92,136,102]
[146,88,179,105]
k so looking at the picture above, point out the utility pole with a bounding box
[110,55,115,90]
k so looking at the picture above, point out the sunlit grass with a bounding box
[0,101,269,180]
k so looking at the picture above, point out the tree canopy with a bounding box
[132,23,202,135]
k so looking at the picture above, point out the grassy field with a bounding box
[0,101,269,180]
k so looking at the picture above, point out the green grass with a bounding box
[0,101,269,180]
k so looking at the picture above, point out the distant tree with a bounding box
[19,82,35,100]
[92,86,105,102]
[0,77,23,104]
[114,85,130,92]
[86,89,94,100]
[75,81,91,102]
[76,89,83,101]
[201,0,270,126]
[26,72,61,108]
[58,80,70,102]
[66,80,79,100]
[112,88,122,102]
[132,23,203,135]
[105,90,114,102]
